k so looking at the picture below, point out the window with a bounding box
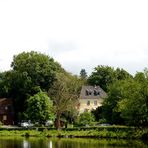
[94,101,97,106]
[85,90,89,96]
[87,100,90,106]
[86,89,92,96]
[3,115,7,121]
[94,90,100,96]
[89,89,92,95]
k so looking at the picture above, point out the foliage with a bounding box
[0,71,12,98]
[87,65,132,91]
[116,70,148,126]
[80,69,87,80]
[48,73,82,129]
[102,80,126,124]
[77,112,95,126]
[26,91,54,124]
[102,70,148,126]
[0,51,64,121]
[0,50,147,128]
[87,65,116,91]
[11,51,63,91]
[0,126,147,141]
[61,108,79,124]
[115,68,132,80]
[91,106,103,121]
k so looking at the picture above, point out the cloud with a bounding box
[0,0,148,75]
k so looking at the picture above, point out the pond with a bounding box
[0,137,147,148]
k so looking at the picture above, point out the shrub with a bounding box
[77,112,95,126]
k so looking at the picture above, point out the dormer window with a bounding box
[86,89,92,96]
[89,89,92,95]
[85,90,89,96]
[94,90,100,96]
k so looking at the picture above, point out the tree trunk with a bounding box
[55,113,61,130]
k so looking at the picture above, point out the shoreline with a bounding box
[0,126,147,140]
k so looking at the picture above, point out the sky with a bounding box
[0,0,148,76]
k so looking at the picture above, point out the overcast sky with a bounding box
[0,0,148,75]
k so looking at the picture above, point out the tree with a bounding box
[26,91,54,124]
[119,69,148,126]
[8,51,63,121]
[134,72,146,82]
[103,73,148,126]
[11,51,63,91]
[0,71,12,98]
[91,106,103,121]
[102,80,126,124]
[115,68,132,80]
[116,79,148,126]
[87,65,116,91]
[80,69,87,80]
[87,65,132,92]
[61,108,78,125]
[48,73,82,129]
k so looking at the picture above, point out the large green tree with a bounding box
[0,51,64,121]
[26,91,54,124]
[102,80,126,124]
[11,51,63,91]
[102,71,148,126]
[117,80,148,126]
[87,65,117,91]
[117,69,148,126]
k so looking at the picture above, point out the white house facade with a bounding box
[77,86,107,113]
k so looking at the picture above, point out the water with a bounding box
[0,137,147,148]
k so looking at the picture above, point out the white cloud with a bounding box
[0,0,148,75]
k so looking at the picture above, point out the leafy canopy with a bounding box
[48,73,82,129]
[11,51,63,91]
[26,91,54,123]
[88,65,132,91]
[0,51,64,121]
[77,112,95,126]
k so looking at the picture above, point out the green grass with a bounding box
[0,126,147,140]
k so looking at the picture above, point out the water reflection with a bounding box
[0,137,147,148]
[23,140,30,148]
[48,141,52,148]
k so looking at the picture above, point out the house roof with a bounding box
[0,98,13,105]
[79,85,107,99]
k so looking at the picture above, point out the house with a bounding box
[77,86,107,113]
[0,98,15,125]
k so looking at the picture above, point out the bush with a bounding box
[76,112,95,126]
